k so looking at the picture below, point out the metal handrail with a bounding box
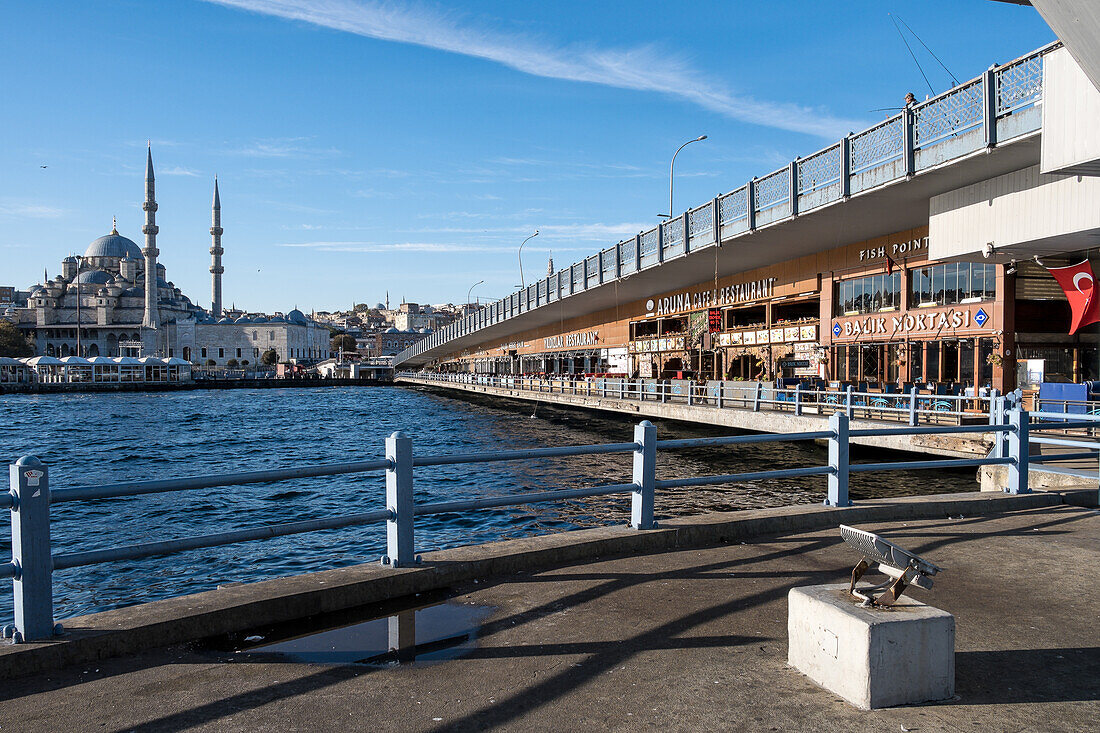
[4,400,1051,643]
[399,372,995,426]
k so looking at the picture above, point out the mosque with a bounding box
[5,148,329,365]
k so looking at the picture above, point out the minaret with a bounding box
[141,145,160,329]
[210,177,224,317]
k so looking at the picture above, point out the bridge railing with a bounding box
[4,399,1048,643]
[398,372,998,426]
[393,42,1059,368]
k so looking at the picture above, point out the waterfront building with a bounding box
[4,148,330,366]
[396,43,1100,398]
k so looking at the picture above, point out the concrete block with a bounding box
[788,583,954,709]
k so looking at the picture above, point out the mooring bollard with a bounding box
[826,412,851,507]
[8,456,57,643]
[631,421,656,529]
[384,431,418,567]
[1006,406,1030,495]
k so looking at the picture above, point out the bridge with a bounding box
[393,42,1063,371]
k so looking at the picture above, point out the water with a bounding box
[226,595,495,666]
[0,386,976,621]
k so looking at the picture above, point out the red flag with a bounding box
[1047,260,1100,334]
[885,256,894,275]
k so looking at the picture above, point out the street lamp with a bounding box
[661,135,707,219]
[466,280,484,313]
[518,230,539,290]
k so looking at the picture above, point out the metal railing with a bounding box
[398,372,998,427]
[6,397,1052,644]
[393,42,1058,368]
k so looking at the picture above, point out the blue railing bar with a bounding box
[654,465,833,490]
[51,507,395,570]
[1027,452,1099,463]
[1029,419,1100,431]
[0,493,11,510]
[655,431,833,449]
[1030,411,1100,421]
[0,562,17,580]
[1029,436,1100,449]
[414,483,638,516]
[53,459,394,504]
[849,457,1014,473]
[411,442,640,468]
[849,424,1014,438]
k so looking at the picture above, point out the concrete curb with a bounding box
[0,490,1073,680]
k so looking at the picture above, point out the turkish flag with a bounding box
[1047,259,1100,334]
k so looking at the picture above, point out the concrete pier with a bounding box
[0,492,1096,730]
[399,376,991,457]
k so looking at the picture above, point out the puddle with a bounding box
[226,597,496,667]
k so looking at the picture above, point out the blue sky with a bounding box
[1,1,1054,313]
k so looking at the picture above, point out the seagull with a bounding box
[40,165,47,169]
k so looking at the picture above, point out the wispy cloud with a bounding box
[407,222,649,241]
[279,241,509,253]
[160,166,202,177]
[205,0,864,138]
[230,136,341,158]
[0,201,67,219]
[279,240,597,253]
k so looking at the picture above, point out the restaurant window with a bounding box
[909,342,923,382]
[979,338,994,385]
[910,263,995,307]
[835,345,847,380]
[925,342,940,382]
[835,273,901,316]
[847,345,859,380]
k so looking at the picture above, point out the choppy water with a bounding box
[0,386,976,620]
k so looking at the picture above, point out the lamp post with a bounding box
[661,135,707,219]
[518,230,539,290]
[466,280,484,314]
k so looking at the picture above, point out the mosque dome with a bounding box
[385,327,399,333]
[74,270,112,285]
[62,256,78,264]
[374,303,386,310]
[287,309,308,325]
[84,225,142,260]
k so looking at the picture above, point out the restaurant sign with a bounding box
[544,330,599,350]
[831,306,991,342]
[649,278,777,316]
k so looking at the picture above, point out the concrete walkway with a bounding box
[2,504,1096,732]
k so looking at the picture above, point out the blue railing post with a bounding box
[1006,407,1030,494]
[989,395,1006,459]
[826,412,851,507]
[687,384,694,407]
[845,385,854,418]
[383,431,417,567]
[987,388,1000,424]
[908,387,919,426]
[753,382,762,411]
[717,383,724,410]
[8,456,57,643]
[631,421,657,529]
[794,384,802,416]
